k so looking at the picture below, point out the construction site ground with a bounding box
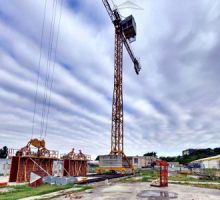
[52,182,220,200]
[1,173,220,199]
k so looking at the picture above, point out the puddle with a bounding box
[137,190,178,200]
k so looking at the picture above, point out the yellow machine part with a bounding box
[30,138,45,148]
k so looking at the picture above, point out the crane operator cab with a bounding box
[121,15,136,43]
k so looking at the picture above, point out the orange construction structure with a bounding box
[9,156,56,183]
[62,149,90,176]
[9,139,58,183]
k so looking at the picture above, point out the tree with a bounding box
[95,156,99,161]
[143,152,157,157]
[0,146,8,158]
[214,148,220,154]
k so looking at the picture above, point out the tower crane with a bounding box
[98,0,141,173]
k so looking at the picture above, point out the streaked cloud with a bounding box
[0,0,220,158]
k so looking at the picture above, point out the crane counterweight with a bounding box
[121,15,136,41]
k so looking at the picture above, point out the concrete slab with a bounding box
[102,185,133,193]
[51,182,220,200]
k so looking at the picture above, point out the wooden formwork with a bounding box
[9,156,56,183]
[63,159,87,176]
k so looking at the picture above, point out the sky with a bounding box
[0,0,220,159]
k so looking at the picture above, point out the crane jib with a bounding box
[102,0,141,75]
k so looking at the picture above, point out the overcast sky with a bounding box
[0,0,220,159]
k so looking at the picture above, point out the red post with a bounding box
[159,160,168,187]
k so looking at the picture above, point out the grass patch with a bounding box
[114,169,220,192]
[169,175,199,182]
[169,174,220,183]
[137,169,159,182]
[171,182,220,190]
[138,169,220,183]
[191,183,220,190]
[141,176,152,182]
[117,177,139,183]
[119,169,220,185]
[117,169,158,183]
[137,169,155,177]
[202,169,220,177]
[0,184,92,200]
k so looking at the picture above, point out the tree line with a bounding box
[159,148,220,164]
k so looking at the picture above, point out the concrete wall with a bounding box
[194,159,220,169]
[192,155,220,169]
[53,160,63,176]
[129,156,156,169]
[201,159,220,169]
[99,155,123,168]
[0,158,11,175]
[209,159,220,169]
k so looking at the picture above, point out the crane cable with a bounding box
[31,0,48,139]
[40,0,58,139]
[31,0,63,140]
[44,0,64,139]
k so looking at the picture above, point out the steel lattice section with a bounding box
[111,29,123,155]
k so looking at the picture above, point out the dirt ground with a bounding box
[52,182,220,200]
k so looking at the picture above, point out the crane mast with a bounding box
[101,0,141,171]
[111,23,124,155]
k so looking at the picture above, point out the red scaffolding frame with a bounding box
[159,160,168,187]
